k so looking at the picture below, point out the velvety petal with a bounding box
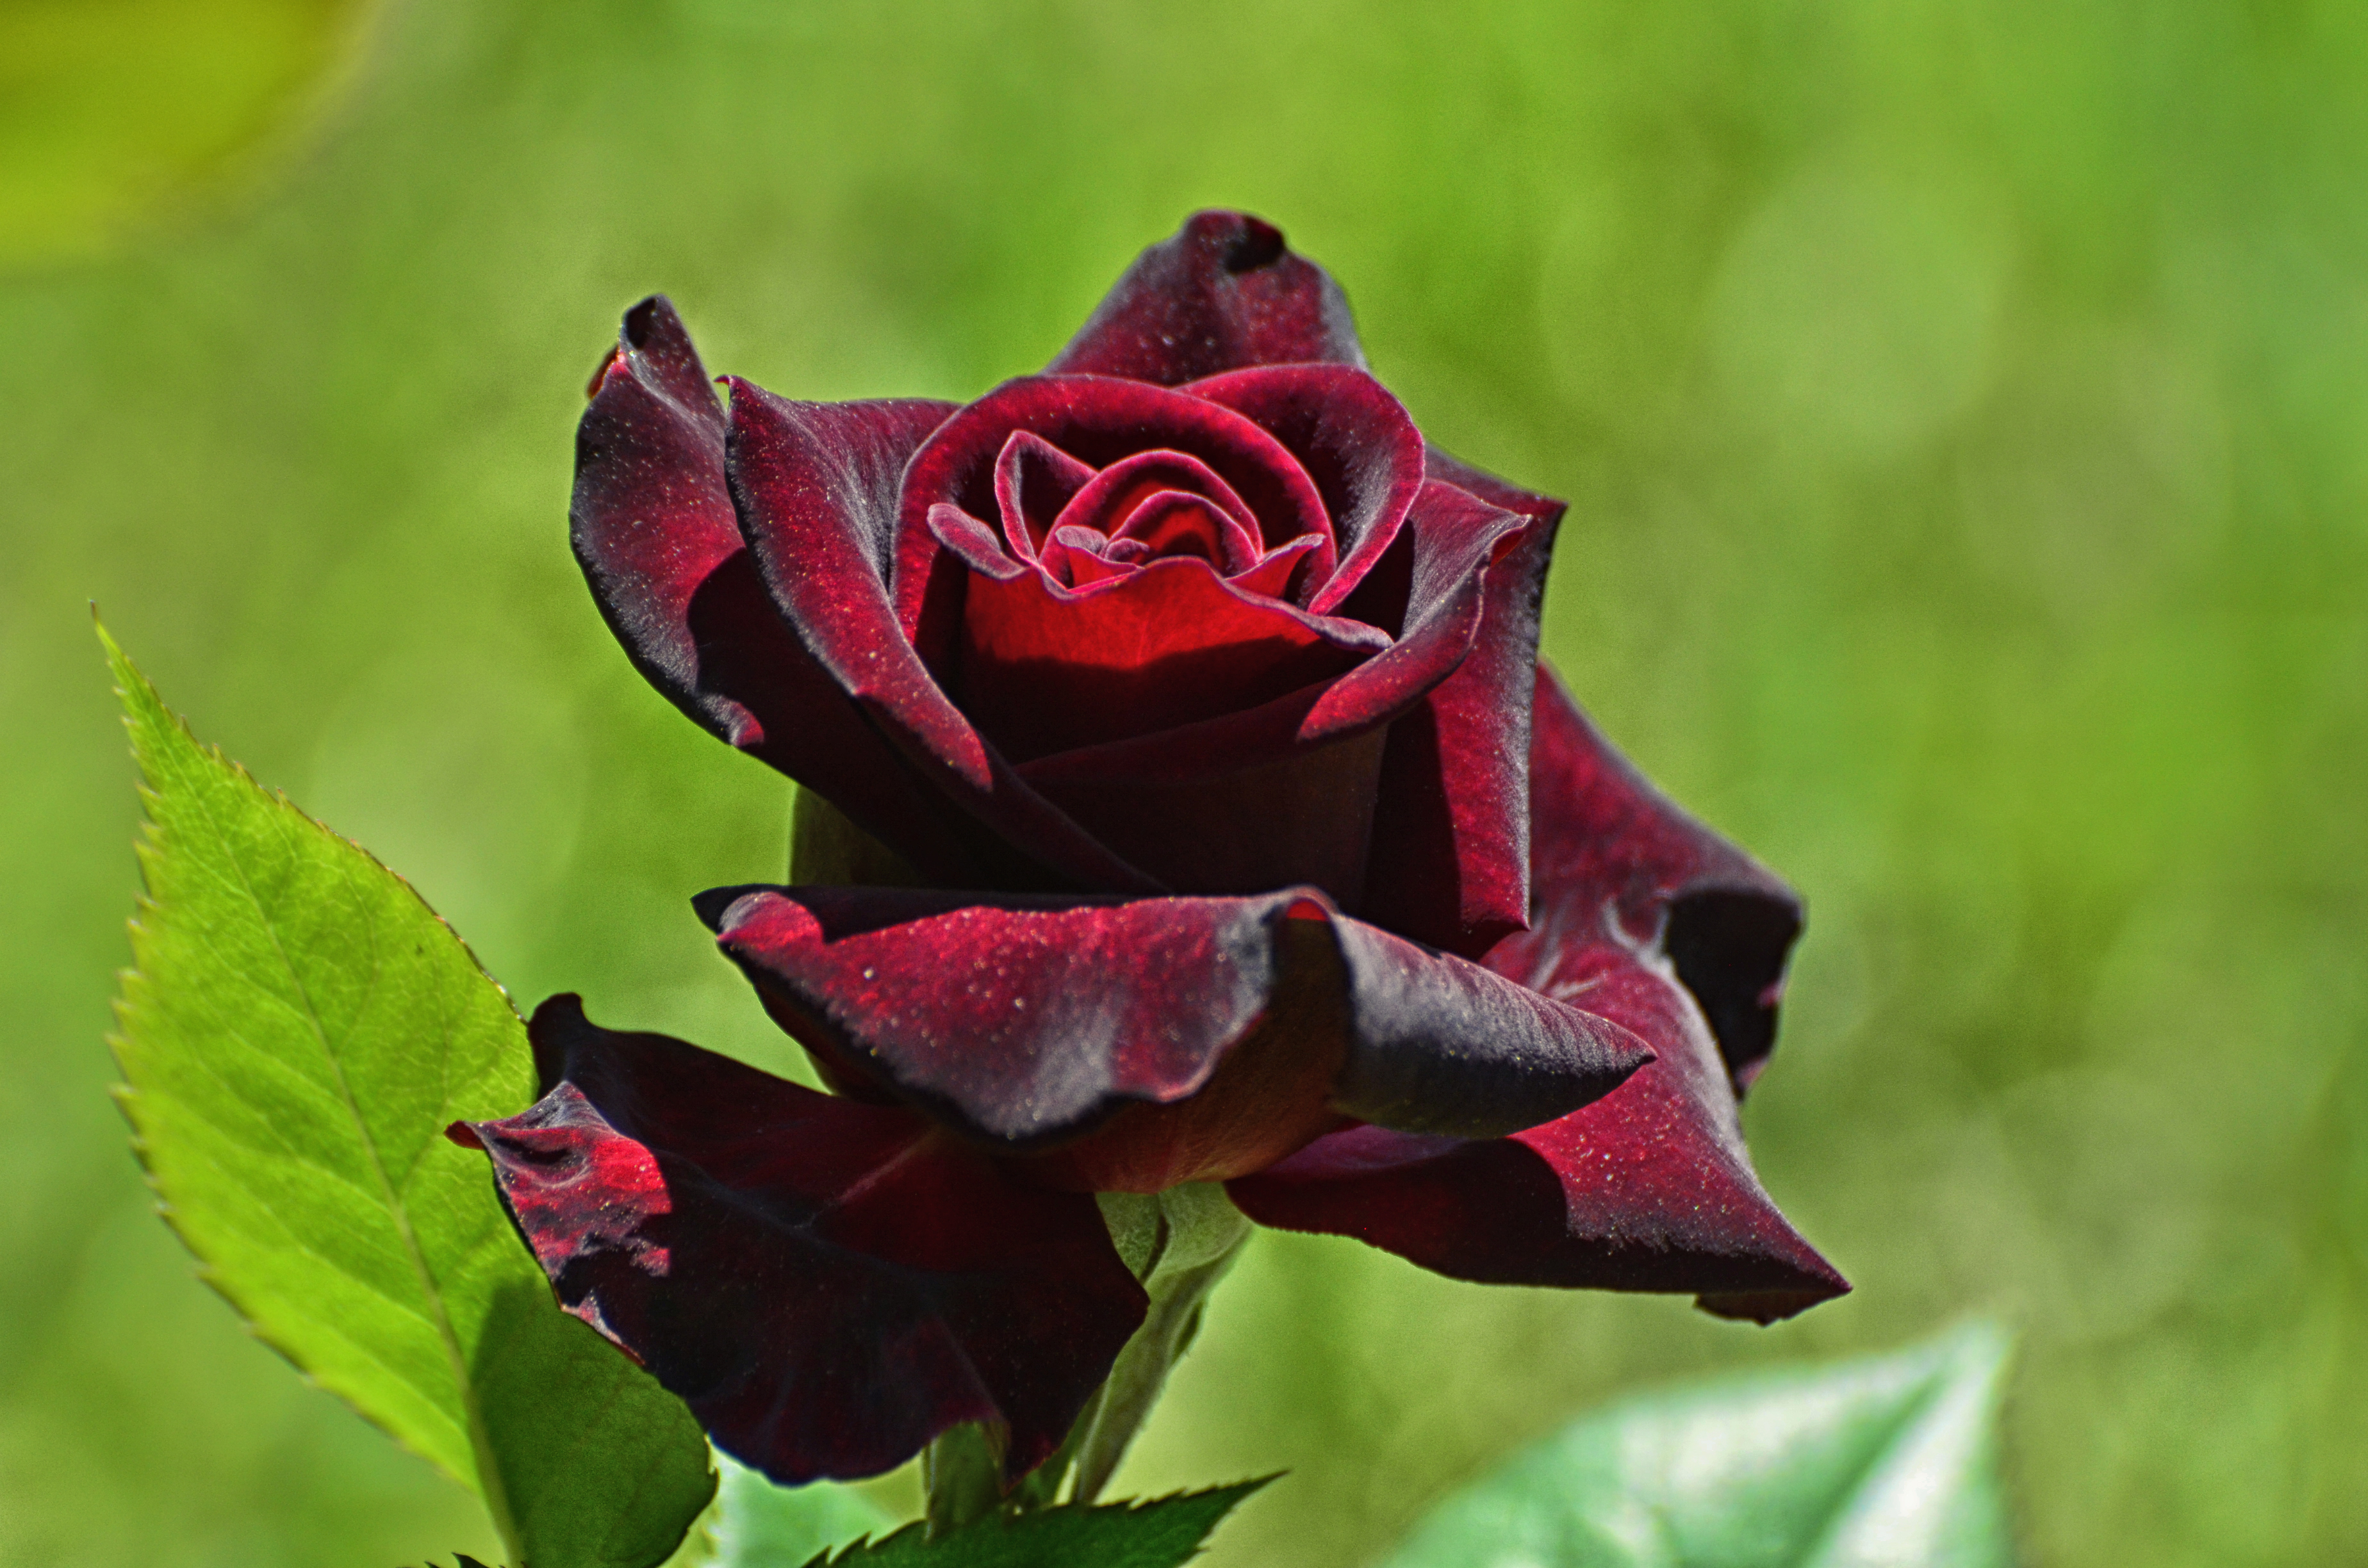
[1424,442,1566,524]
[955,551,1388,764]
[1184,364,1426,612]
[998,482,1529,904]
[1023,712,1392,906]
[924,502,1025,582]
[1007,481,1529,785]
[1048,448,1262,560]
[894,374,1338,657]
[1046,209,1366,386]
[1297,479,1530,742]
[1229,533,1324,599]
[1499,665,1804,1093]
[1356,487,1561,958]
[451,997,1146,1485]
[992,430,1095,563]
[1040,525,1138,588]
[570,299,979,879]
[1107,489,1260,575]
[726,379,1159,894]
[698,885,1650,1191]
[1230,652,1838,1321]
[1227,949,1847,1323]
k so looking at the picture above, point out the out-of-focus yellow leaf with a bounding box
[0,0,371,269]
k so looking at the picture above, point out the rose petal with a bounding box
[1229,533,1325,600]
[1424,443,1566,524]
[452,996,1146,1484]
[999,482,1529,904]
[727,379,1160,894]
[1039,524,1142,588]
[1230,663,1838,1320]
[1357,486,1562,958]
[1184,364,1426,612]
[1228,951,1847,1323]
[1025,712,1393,906]
[1297,479,1530,741]
[569,298,979,881]
[1046,209,1367,386]
[1108,490,1260,574]
[1007,480,1530,788]
[992,430,1095,563]
[955,553,1387,764]
[924,502,1027,582]
[1046,448,1262,559]
[896,374,1338,655]
[1499,665,1804,1093]
[698,885,1650,1191]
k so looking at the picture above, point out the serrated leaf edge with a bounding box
[800,1478,1276,1567]
[97,619,532,1561]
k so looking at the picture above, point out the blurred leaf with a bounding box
[665,1453,891,1568]
[103,624,716,1568]
[1377,1325,2015,1568]
[807,1480,1269,1567]
[0,0,370,269]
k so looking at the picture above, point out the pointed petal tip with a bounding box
[1693,1227,1851,1323]
[1181,208,1287,272]
[1049,209,1364,385]
[691,883,770,935]
[459,1010,1145,1485]
[620,293,682,350]
[1695,1271,1852,1325]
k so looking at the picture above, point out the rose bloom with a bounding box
[456,212,1844,1487]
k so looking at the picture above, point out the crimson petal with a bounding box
[1356,485,1561,959]
[1003,481,1531,905]
[726,380,1158,894]
[570,298,977,879]
[1228,661,1841,1321]
[1046,209,1366,386]
[451,996,1146,1485]
[1183,364,1426,612]
[698,885,1650,1191]
[1227,951,1846,1323]
[1502,666,1804,1093]
[1108,490,1262,575]
[992,430,1095,562]
[1046,448,1262,559]
[1298,480,1531,744]
[1423,443,1566,525]
[895,375,1338,659]
[955,552,1388,765]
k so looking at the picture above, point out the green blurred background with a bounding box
[4,0,2363,1562]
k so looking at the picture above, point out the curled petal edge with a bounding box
[450,996,1145,1485]
[1229,952,1846,1323]
[697,885,1654,1193]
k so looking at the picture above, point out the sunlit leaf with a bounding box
[103,624,716,1568]
[1377,1325,2014,1568]
[808,1480,1267,1567]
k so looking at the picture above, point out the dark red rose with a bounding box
[457,211,1845,1488]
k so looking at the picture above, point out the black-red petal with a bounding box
[451,997,1146,1484]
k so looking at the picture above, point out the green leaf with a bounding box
[1377,1325,2015,1568]
[103,624,716,1568]
[664,1453,891,1568]
[810,1480,1269,1568]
